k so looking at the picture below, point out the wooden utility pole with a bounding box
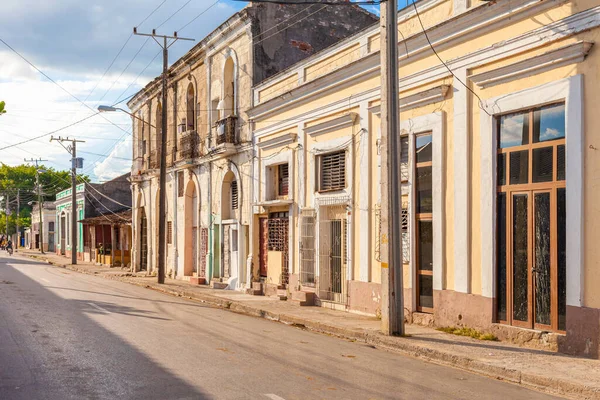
[380,0,404,336]
[49,137,85,264]
[133,27,194,284]
[15,189,19,252]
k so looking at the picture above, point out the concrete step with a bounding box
[252,281,264,292]
[277,288,288,301]
[291,291,316,306]
[264,283,283,297]
[246,288,263,296]
[210,279,228,289]
[189,277,206,285]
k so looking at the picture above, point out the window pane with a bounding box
[557,145,565,181]
[534,193,551,326]
[513,194,529,322]
[416,134,432,163]
[418,220,433,271]
[497,153,506,186]
[498,111,529,148]
[510,150,529,185]
[419,274,433,309]
[533,103,565,143]
[532,147,553,183]
[416,166,432,213]
[557,188,567,330]
[497,193,507,321]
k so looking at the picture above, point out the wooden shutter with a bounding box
[231,180,238,210]
[319,151,346,191]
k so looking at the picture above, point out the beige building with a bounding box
[30,201,56,252]
[248,0,600,358]
[127,3,377,288]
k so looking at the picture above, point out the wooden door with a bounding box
[259,218,268,277]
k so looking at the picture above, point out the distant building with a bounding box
[55,173,132,261]
[30,201,56,252]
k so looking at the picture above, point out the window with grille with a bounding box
[268,212,289,251]
[401,135,409,182]
[278,164,289,196]
[317,150,346,192]
[167,221,173,244]
[231,180,238,210]
[177,171,184,197]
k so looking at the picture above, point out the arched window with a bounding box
[222,57,235,118]
[186,83,195,131]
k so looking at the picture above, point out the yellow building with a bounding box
[248,0,600,358]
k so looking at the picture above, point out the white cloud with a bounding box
[93,138,132,182]
[544,127,561,138]
[0,51,39,81]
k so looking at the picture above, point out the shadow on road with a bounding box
[0,256,209,400]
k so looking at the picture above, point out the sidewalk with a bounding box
[18,248,600,399]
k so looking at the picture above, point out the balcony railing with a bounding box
[178,130,200,160]
[215,116,238,145]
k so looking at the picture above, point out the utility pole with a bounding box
[16,189,19,252]
[49,137,84,265]
[25,158,47,254]
[5,192,8,242]
[380,0,404,336]
[133,27,194,284]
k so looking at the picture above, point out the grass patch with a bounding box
[437,326,498,341]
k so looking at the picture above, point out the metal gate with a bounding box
[299,209,316,286]
[199,227,208,279]
[140,208,148,271]
[318,206,348,304]
[192,227,198,273]
[268,213,289,285]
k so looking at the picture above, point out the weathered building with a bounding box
[55,173,132,260]
[127,3,377,288]
[248,0,600,358]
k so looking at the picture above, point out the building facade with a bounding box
[247,0,600,358]
[127,3,377,287]
[30,201,56,252]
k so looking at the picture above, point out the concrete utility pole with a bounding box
[25,158,47,254]
[49,137,84,264]
[16,189,19,252]
[133,27,194,284]
[5,192,9,241]
[380,0,405,336]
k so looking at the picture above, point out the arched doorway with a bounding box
[140,207,148,271]
[184,179,198,277]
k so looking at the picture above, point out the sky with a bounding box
[0,0,245,182]
[0,0,395,183]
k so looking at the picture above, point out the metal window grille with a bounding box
[300,209,316,286]
[231,180,238,209]
[401,135,409,182]
[278,164,289,196]
[318,206,348,304]
[48,222,55,232]
[402,202,409,263]
[167,221,173,244]
[178,171,184,197]
[318,151,345,192]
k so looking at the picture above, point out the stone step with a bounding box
[291,291,316,306]
[252,281,264,292]
[277,288,288,301]
[246,288,263,296]
[264,283,283,297]
[189,277,206,285]
[210,279,228,289]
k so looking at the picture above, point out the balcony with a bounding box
[178,130,201,161]
[149,150,160,170]
[131,158,144,181]
[215,116,238,145]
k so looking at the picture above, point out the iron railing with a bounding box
[178,130,200,160]
[215,116,238,145]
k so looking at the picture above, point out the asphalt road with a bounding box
[0,254,562,400]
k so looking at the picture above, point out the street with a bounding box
[0,254,562,400]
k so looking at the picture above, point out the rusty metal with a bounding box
[215,116,238,145]
[179,130,200,160]
[268,214,289,285]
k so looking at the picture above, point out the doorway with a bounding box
[496,103,566,332]
[318,206,347,304]
[259,218,268,277]
[60,213,66,255]
[140,208,148,271]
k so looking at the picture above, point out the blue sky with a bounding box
[0,0,245,182]
[0,0,397,182]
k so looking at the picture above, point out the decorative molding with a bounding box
[469,41,594,88]
[305,113,357,137]
[369,85,450,115]
[254,199,293,207]
[256,133,297,150]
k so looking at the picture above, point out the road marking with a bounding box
[264,395,286,400]
[40,278,50,283]
[87,302,109,313]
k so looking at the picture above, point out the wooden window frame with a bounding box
[495,103,566,333]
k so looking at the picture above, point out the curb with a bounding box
[23,253,600,400]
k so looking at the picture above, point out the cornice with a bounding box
[305,113,358,137]
[257,133,297,150]
[368,85,450,115]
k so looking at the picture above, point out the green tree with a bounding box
[0,101,6,115]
